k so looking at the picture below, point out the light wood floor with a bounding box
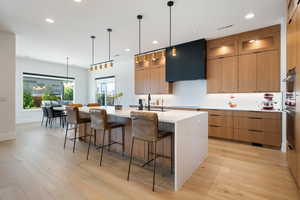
[0,123,299,200]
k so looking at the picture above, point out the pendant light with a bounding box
[168,1,176,56]
[88,29,114,71]
[89,35,96,71]
[136,15,143,64]
[64,56,73,88]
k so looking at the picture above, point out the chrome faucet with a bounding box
[147,93,151,111]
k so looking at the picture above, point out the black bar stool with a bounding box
[87,109,125,166]
[127,111,174,192]
[64,106,92,153]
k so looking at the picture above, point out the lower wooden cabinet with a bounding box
[208,110,282,147]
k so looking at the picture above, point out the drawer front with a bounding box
[236,118,281,132]
[208,110,233,116]
[209,126,233,139]
[209,116,233,127]
[236,129,264,144]
[264,132,281,147]
[233,111,281,119]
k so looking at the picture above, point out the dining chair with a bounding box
[87,103,100,107]
[68,104,83,108]
[127,111,174,192]
[41,106,49,127]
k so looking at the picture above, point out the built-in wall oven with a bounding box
[285,68,297,179]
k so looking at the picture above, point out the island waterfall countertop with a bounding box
[78,106,208,191]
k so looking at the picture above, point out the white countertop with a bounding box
[79,106,206,123]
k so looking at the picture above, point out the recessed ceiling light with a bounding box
[124,48,130,52]
[245,12,255,19]
[74,0,82,2]
[152,40,159,44]
[45,18,55,23]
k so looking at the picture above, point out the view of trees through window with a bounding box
[23,74,75,109]
[96,77,115,106]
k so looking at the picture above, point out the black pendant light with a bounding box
[168,1,176,56]
[89,35,96,71]
[88,29,114,71]
[135,14,143,64]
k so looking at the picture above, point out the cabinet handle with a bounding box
[210,125,221,128]
[248,129,263,133]
[210,114,222,117]
[248,117,263,120]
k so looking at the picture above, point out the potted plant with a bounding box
[113,92,123,110]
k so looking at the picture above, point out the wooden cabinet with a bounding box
[207,36,238,59]
[134,50,172,95]
[207,25,281,93]
[207,59,222,93]
[207,56,238,93]
[208,110,282,147]
[256,50,280,92]
[238,25,280,55]
[238,50,280,92]
[238,54,257,92]
[287,5,298,71]
[135,68,150,94]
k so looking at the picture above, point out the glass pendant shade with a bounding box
[172,47,177,56]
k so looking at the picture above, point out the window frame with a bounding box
[22,72,76,110]
[95,76,116,106]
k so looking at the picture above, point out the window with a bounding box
[95,76,115,106]
[23,73,75,109]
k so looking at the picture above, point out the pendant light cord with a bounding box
[169,5,172,47]
[139,18,141,54]
[108,30,111,61]
[91,36,96,65]
[66,57,69,80]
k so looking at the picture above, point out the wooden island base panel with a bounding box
[78,106,208,191]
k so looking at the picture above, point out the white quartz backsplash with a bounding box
[136,93,283,111]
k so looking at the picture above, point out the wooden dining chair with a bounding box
[68,104,83,108]
[127,111,174,192]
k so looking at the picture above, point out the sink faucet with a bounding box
[147,93,151,111]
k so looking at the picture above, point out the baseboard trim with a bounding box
[0,131,16,142]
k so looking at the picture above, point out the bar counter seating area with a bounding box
[1,0,300,199]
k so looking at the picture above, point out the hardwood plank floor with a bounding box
[0,122,299,200]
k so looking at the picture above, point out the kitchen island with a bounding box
[78,106,208,191]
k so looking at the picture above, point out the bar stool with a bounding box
[127,111,174,192]
[64,106,92,153]
[87,109,126,166]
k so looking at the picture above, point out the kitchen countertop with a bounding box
[129,105,282,113]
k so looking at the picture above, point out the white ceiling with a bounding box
[0,0,284,68]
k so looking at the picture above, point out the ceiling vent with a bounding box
[217,24,234,31]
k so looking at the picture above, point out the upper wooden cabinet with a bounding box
[207,36,238,59]
[238,54,257,92]
[287,3,298,70]
[256,50,280,92]
[207,25,281,93]
[238,25,280,55]
[134,50,172,95]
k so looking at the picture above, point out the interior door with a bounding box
[256,50,280,92]
[238,54,257,92]
[207,59,222,93]
[221,56,238,93]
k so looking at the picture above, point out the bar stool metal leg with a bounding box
[122,126,125,157]
[152,141,157,192]
[73,126,77,153]
[127,137,135,181]
[64,123,69,149]
[108,129,112,152]
[87,128,93,160]
[99,130,106,166]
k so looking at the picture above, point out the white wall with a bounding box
[16,57,89,124]
[0,31,16,141]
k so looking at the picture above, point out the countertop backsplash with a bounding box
[135,92,283,112]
